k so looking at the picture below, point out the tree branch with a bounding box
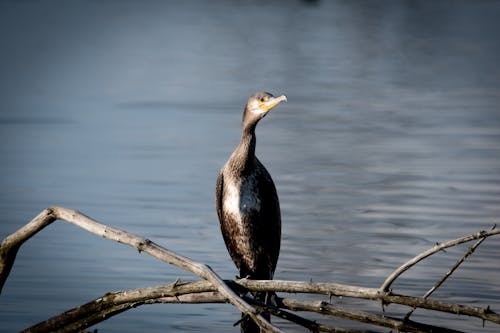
[380,226,500,292]
[22,281,219,333]
[1,206,282,333]
[280,298,466,333]
[0,208,56,292]
[25,279,482,333]
[233,279,500,324]
[404,228,494,321]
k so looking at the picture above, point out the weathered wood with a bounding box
[404,232,492,321]
[0,208,56,292]
[380,226,500,292]
[280,298,466,333]
[23,280,466,333]
[22,281,218,333]
[1,207,499,332]
[233,279,500,324]
[1,206,282,333]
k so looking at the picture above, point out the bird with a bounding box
[215,92,286,332]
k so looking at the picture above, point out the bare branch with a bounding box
[25,280,370,333]
[153,293,373,333]
[23,281,219,333]
[1,206,282,333]
[281,298,466,333]
[2,207,499,332]
[404,228,493,321]
[233,279,500,324]
[388,292,499,324]
[257,301,372,333]
[234,278,378,298]
[0,208,56,292]
[380,227,500,292]
[24,278,500,332]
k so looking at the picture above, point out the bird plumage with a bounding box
[215,92,286,332]
[216,157,281,280]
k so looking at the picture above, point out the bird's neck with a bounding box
[229,124,256,175]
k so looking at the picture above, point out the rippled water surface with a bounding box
[1,1,500,332]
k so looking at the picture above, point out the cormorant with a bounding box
[215,92,286,332]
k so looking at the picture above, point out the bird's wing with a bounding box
[215,170,224,224]
[254,161,281,278]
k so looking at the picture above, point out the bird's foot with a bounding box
[266,291,282,307]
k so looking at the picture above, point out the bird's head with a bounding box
[242,92,287,128]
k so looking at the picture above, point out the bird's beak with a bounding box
[260,95,287,112]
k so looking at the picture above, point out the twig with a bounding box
[380,227,500,292]
[404,226,494,321]
[0,206,282,333]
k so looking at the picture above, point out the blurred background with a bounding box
[1,1,499,332]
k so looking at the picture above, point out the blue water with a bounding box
[1,1,500,332]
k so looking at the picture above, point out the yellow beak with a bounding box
[260,95,287,112]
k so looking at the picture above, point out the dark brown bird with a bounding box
[216,92,286,332]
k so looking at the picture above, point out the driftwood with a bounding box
[1,206,499,333]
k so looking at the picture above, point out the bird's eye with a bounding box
[260,97,266,102]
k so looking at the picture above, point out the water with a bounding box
[1,1,500,332]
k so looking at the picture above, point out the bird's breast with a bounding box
[224,175,261,221]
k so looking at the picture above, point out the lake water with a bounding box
[1,1,499,332]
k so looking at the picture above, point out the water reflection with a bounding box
[1,1,499,332]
